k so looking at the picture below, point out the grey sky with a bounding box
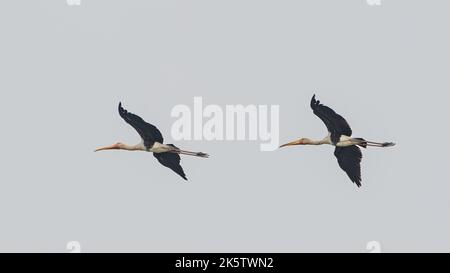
[0,0,449,252]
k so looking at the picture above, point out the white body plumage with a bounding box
[149,142,176,153]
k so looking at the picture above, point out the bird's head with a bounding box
[94,142,124,152]
[279,138,310,148]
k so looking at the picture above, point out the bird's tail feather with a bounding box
[354,138,368,148]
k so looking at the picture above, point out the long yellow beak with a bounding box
[279,139,302,148]
[94,143,119,152]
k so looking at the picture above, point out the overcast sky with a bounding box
[0,0,449,252]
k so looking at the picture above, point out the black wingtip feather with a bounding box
[178,171,188,181]
[349,176,362,188]
[310,94,353,143]
[311,94,322,109]
[355,180,362,188]
[118,102,165,145]
[153,152,188,182]
[118,102,125,115]
[311,94,317,108]
[334,146,363,188]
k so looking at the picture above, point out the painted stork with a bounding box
[95,102,209,180]
[280,95,395,187]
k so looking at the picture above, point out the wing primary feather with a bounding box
[118,103,164,148]
[310,95,353,144]
[334,146,362,187]
[153,152,187,181]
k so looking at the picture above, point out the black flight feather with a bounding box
[310,95,353,144]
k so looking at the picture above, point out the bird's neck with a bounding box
[119,143,144,151]
[304,138,327,145]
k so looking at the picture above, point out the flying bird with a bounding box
[280,95,395,187]
[95,103,209,180]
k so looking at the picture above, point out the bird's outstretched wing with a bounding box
[310,95,352,144]
[118,102,164,148]
[334,146,362,187]
[153,152,187,181]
